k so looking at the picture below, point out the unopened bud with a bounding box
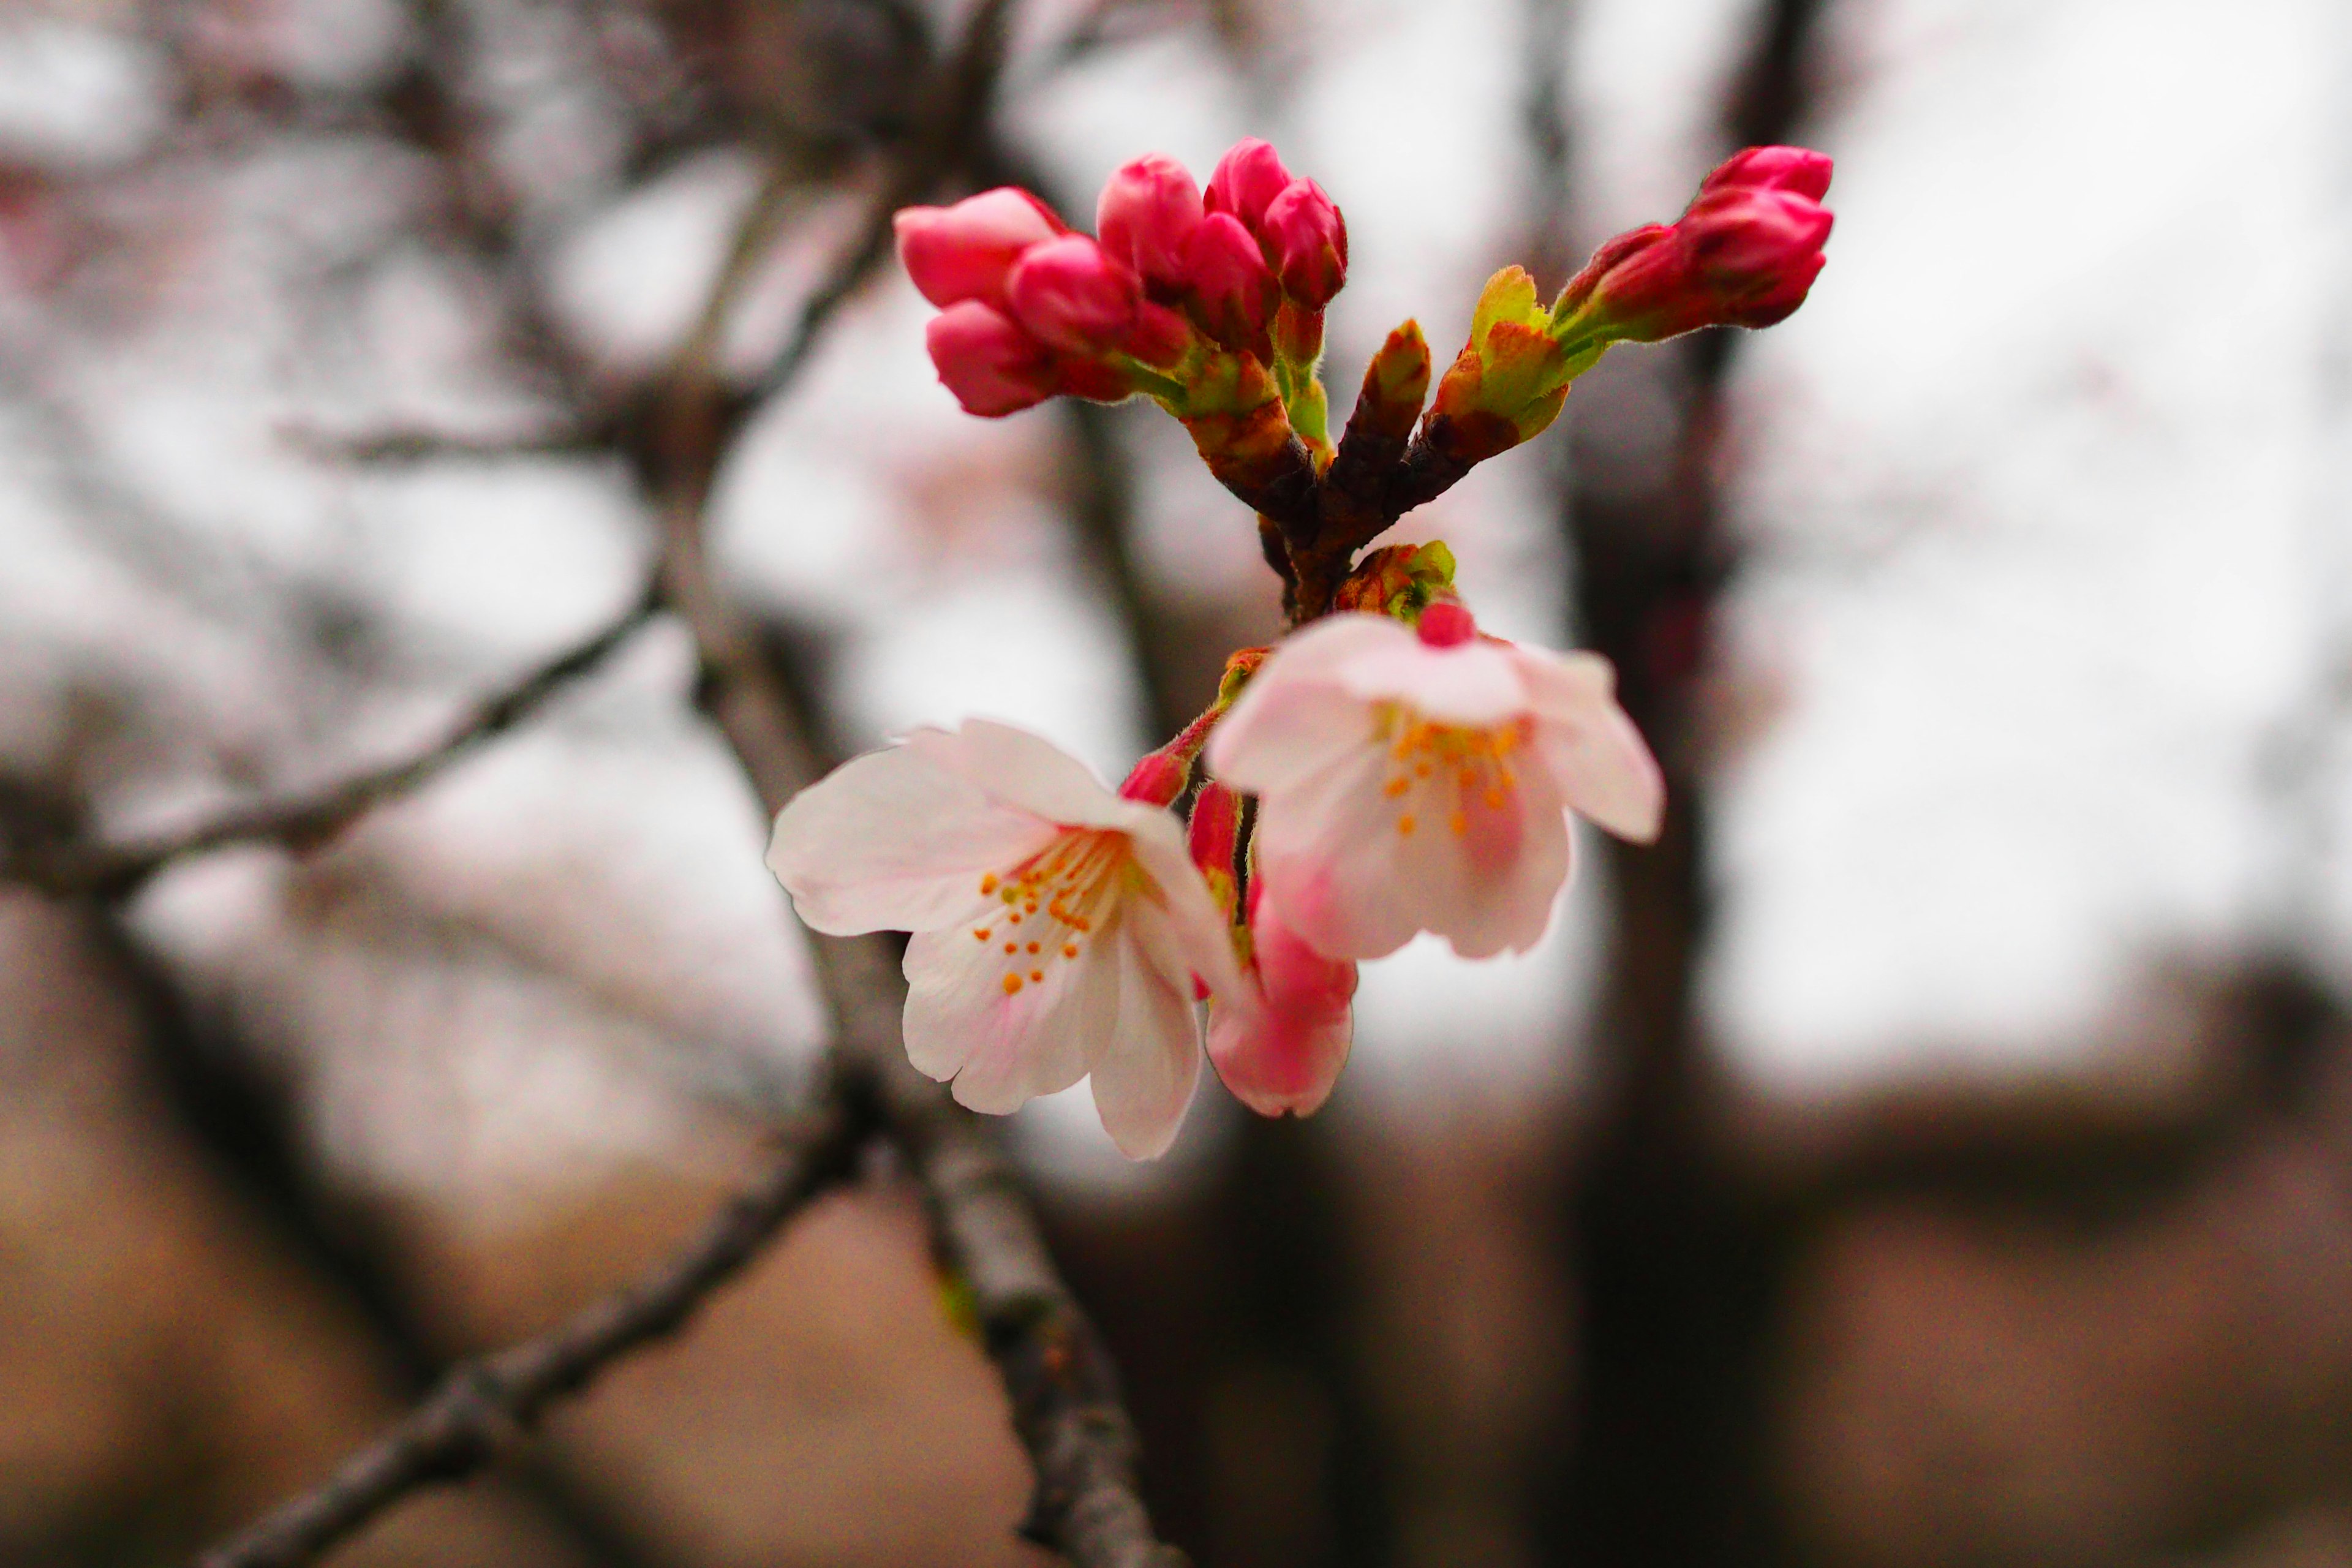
[1118,749,1189,807]
[1182,211,1281,354]
[1204,137,1294,233]
[894,188,1066,310]
[1415,598,1476,647]
[1005,235,1142,355]
[1188,779,1241,873]
[1097,154,1204,291]
[1262,178,1347,309]
[1557,145,1834,343]
[923,301,1055,417]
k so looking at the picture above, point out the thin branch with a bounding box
[190,1093,875,1568]
[2,584,660,899]
[280,420,624,466]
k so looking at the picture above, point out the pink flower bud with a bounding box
[1681,184,1832,327]
[1188,780,1241,880]
[1209,884,1356,1118]
[1204,137,1294,232]
[1182,210,1280,353]
[1559,146,1833,341]
[1703,144,1833,202]
[1118,750,1188,807]
[1415,599,1476,647]
[1096,153,1204,291]
[893,188,1066,310]
[1004,235,1142,355]
[1262,177,1347,309]
[924,300,1055,417]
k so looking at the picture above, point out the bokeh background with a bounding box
[6,0,2352,1563]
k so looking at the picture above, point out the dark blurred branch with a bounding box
[0,584,659,900]
[282,421,625,465]
[190,1093,875,1568]
[1539,0,1828,1563]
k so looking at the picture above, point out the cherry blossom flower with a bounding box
[1206,603,1665,962]
[767,720,1240,1158]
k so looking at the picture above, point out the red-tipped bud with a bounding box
[1188,780,1242,880]
[1209,882,1357,1118]
[893,188,1065,310]
[1119,750,1189,807]
[1415,598,1476,647]
[1262,177,1346,309]
[1182,211,1280,353]
[924,301,1055,417]
[1558,145,1833,342]
[1704,144,1833,202]
[1004,235,1142,355]
[1096,153,1204,291]
[1204,137,1294,232]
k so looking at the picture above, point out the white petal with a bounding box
[909,718,1126,827]
[1518,649,1666,842]
[1084,925,1204,1159]
[1123,810,1245,1003]
[903,919,1097,1113]
[1335,637,1526,726]
[1207,666,1375,797]
[768,739,1058,935]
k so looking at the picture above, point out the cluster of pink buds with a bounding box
[899,139,1351,489]
[773,138,1834,1156]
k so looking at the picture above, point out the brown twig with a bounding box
[1,585,660,900]
[190,1093,875,1568]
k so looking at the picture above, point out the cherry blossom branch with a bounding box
[190,1093,875,1568]
[0,586,660,900]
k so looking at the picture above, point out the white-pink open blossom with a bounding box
[766,719,1240,1159]
[1206,606,1665,961]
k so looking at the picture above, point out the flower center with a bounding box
[968,829,1134,994]
[1372,704,1529,838]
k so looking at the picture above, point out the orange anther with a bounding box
[1003,974,1023,994]
[1397,814,1416,836]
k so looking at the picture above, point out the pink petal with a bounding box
[1517,649,1666,842]
[1334,635,1527,726]
[766,737,1058,935]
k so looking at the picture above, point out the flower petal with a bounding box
[1123,810,1244,1003]
[1256,734,1571,960]
[1084,925,1204,1159]
[903,916,1097,1113]
[909,717,1130,827]
[1518,649,1666,842]
[1207,616,1402,796]
[767,738,1058,935]
[1333,636,1526,726]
